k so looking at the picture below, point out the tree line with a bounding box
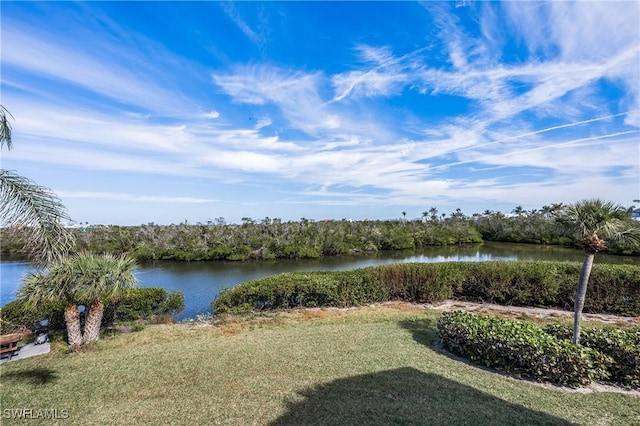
[2,205,639,262]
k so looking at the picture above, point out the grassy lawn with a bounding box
[1,306,638,425]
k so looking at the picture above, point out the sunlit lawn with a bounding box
[1,306,638,425]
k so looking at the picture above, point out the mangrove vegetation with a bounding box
[2,204,639,262]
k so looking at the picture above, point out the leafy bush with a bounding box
[458,262,561,306]
[212,266,454,315]
[105,288,185,323]
[0,299,66,334]
[211,261,640,316]
[213,272,340,315]
[437,311,611,387]
[545,324,640,389]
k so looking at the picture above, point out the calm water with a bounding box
[2,242,638,320]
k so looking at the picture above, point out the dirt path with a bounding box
[420,299,640,327]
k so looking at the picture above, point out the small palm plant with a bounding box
[556,199,640,344]
[19,252,138,347]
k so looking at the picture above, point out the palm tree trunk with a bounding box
[572,252,595,345]
[83,299,105,343]
[64,304,83,347]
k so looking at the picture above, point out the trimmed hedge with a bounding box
[211,261,640,316]
[211,265,456,315]
[437,311,611,387]
[545,324,640,389]
[0,288,185,333]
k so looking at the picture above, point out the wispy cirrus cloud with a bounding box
[57,191,216,204]
[223,2,267,45]
[1,1,637,224]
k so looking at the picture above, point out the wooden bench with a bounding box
[0,335,22,361]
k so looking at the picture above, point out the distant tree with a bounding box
[512,206,525,216]
[556,199,640,344]
[0,105,74,264]
[429,207,439,221]
[450,208,465,220]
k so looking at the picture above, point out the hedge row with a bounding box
[211,263,457,315]
[545,324,640,388]
[0,288,185,334]
[437,311,611,387]
[211,261,640,316]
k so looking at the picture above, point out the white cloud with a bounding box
[57,191,216,204]
[202,110,221,119]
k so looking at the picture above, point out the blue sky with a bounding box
[1,1,639,225]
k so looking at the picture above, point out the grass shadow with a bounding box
[398,317,439,347]
[270,367,576,426]
[398,317,522,380]
[1,368,59,385]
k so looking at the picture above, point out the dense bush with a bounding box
[437,311,611,387]
[545,324,640,389]
[0,288,185,333]
[453,261,640,316]
[212,261,640,316]
[104,288,185,323]
[212,265,455,315]
[0,299,66,334]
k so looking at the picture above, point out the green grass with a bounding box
[1,306,638,425]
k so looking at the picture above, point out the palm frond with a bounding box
[17,270,58,308]
[0,169,75,264]
[555,198,640,248]
[0,105,13,150]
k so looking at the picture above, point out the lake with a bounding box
[2,242,638,320]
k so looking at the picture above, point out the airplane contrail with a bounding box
[431,128,639,171]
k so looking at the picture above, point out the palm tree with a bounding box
[556,199,640,344]
[19,252,138,347]
[0,105,74,264]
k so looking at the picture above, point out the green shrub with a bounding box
[458,261,561,306]
[453,261,640,316]
[211,261,640,317]
[212,272,341,315]
[105,288,185,323]
[545,324,640,389]
[368,263,457,302]
[437,311,611,387]
[0,299,66,334]
[212,265,455,315]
